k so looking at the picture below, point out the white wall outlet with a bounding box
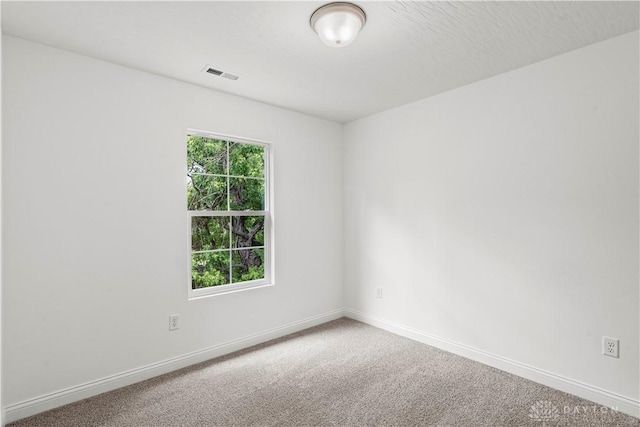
[375,287,383,298]
[603,336,619,358]
[169,314,179,331]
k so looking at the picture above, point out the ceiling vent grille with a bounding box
[205,67,223,76]
[203,65,239,81]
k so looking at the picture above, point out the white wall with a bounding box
[0,6,4,426]
[2,35,343,419]
[344,30,639,408]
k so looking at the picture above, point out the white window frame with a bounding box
[187,130,273,299]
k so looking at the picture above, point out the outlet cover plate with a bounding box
[603,336,619,358]
[169,315,179,331]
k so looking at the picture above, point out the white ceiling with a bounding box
[2,1,638,123]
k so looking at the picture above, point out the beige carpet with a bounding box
[9,318,639,426]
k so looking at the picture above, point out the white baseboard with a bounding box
[344,308,640,419]
[4,308,345,424]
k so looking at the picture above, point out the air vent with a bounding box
[202,65,239,81]
[205,67,223,76]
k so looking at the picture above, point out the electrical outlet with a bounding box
[375,287,383,298]
[603,336,619,358]
[169,315,179,331]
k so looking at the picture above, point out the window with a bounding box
[187,132,271,297]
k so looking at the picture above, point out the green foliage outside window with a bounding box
[187,135,267,289]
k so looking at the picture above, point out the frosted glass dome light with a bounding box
[310,2,366,48]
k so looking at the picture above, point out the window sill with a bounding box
[188,280,274,300]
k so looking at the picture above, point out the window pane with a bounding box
[188,175,227,210]
[192,252,230,289]
[229,142,264,178]
[232,249,264,283]
[187,136,227,175]
[231,216,265,248]
[192,217,230,251]
[229,177,264,211]
[187,134,270,293]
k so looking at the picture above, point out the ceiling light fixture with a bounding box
[310,2,366,48]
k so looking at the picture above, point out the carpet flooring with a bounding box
[9,318,640,426]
